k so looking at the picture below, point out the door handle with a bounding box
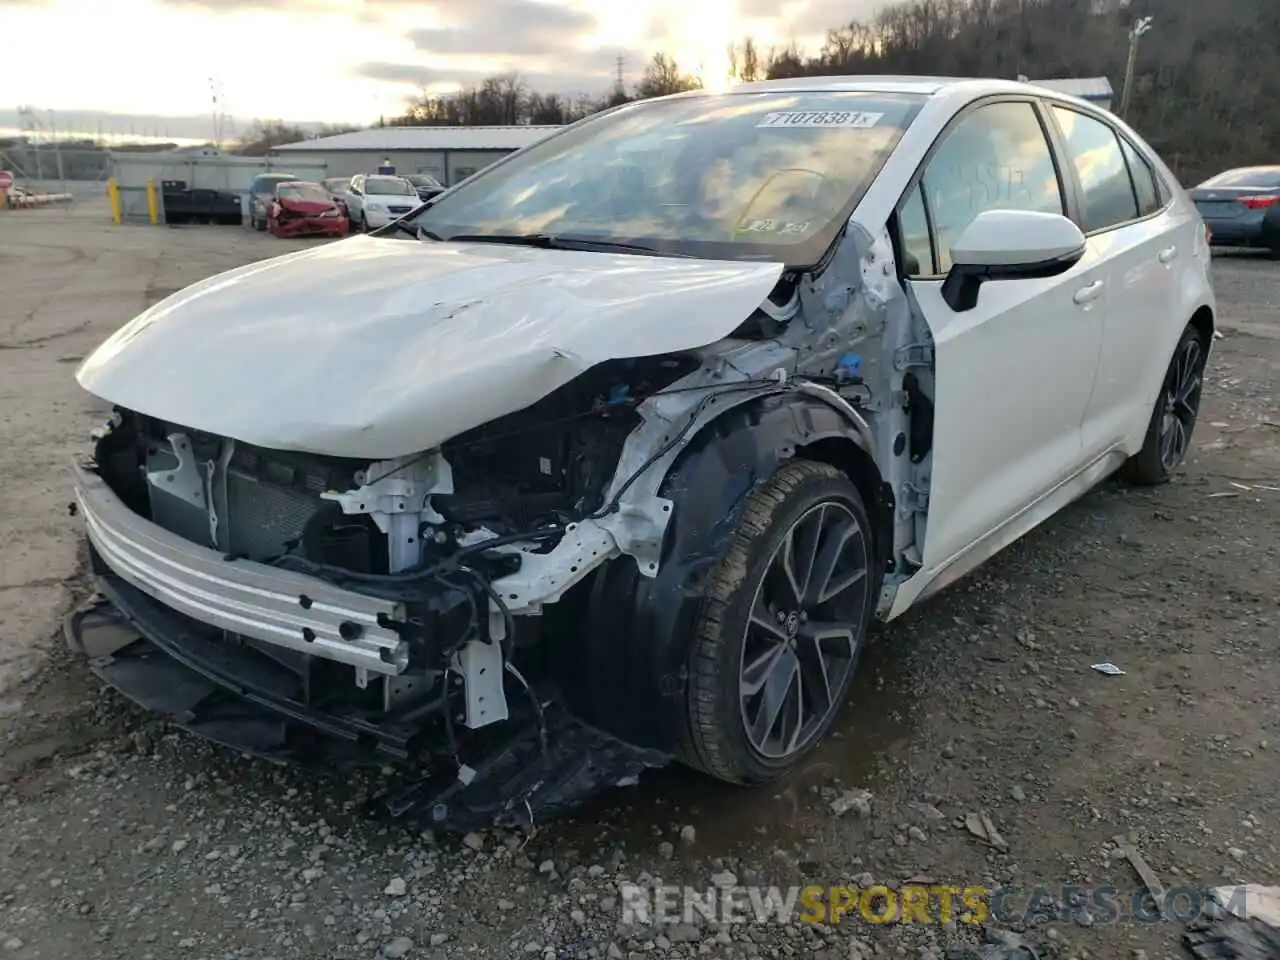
[1073,279,1105,305]
[1158,246,1178,264]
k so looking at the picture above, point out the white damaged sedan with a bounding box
[70,76,1215,829]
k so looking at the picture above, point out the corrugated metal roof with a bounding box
[1030,77,1114,101]
[274,125,563,153]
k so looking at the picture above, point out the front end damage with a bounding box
[70,357,697,829]
[69,223,937,830]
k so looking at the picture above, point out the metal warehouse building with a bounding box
[1029,77,1114,110]
[271,125,562,186]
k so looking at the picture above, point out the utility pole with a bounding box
[209,76,225,148]
[48,109,66,189]
[1118,15,1153,120]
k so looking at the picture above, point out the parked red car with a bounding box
[267,181,350,239]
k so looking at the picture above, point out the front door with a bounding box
[895,99,1107,571]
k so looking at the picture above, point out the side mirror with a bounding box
[941,209,1086,313]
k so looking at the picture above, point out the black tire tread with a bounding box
[679,459,853,784]
[1119,322,1204,486]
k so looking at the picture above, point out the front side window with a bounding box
[404,91,927,265]
[1051,106,1139,233]
[919,101,1064,274]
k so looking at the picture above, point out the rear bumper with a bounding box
[1201,216,1270,245]
[73,462,409,675]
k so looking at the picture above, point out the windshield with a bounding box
[403,91,924,264]
[322,178,347,191]
[406,175,442,188]
[366,177,416,196]
[278,183,331,202]
[254,175,296,192]
[1201,168,1280,189]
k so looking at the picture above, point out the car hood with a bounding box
[76,235,785,459]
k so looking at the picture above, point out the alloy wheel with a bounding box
[738,501,870,761]
[1159,337,1203,472]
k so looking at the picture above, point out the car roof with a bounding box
[663,75,1043,99]
[1221,165,1280,174]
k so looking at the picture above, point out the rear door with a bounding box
[897,98,1107,571]
[1045,105,1184,455]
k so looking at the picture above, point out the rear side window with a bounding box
[1051,106,1138,232]
[1120,139,1161,216]
[916,101,1065,274]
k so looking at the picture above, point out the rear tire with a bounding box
[1120,323,1207,485]
[680,460,878,785]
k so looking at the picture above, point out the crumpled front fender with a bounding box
[551,391,884,752]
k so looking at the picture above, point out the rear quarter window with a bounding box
[1120,139,1161,216]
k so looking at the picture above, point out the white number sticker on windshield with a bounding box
[756,111,884,129]
[742,219,812,235]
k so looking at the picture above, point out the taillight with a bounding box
[1239,195,1280,209]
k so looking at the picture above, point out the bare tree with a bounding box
[375,0,1280,183]
[635,53,702,100]
[232,119,310,156]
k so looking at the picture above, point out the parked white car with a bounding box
[337,174,421,231]
[70,76,1214,830]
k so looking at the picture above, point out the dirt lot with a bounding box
[0,205,1276,960]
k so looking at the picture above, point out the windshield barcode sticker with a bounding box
[757,111,884,129]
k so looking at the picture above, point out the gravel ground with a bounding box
[0,205,1276,960]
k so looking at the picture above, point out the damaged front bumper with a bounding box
[69,462,670,830]
[73,463,409,675]
[268,214,349,238]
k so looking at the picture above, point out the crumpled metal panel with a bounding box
[74,463,409,674]
[75,236,785,459]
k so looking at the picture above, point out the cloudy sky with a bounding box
[0,0,891,137]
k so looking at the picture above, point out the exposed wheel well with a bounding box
[1189,305,1215,347]
[795,436,893,573]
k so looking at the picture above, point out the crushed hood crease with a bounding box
[77,236,785,458]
